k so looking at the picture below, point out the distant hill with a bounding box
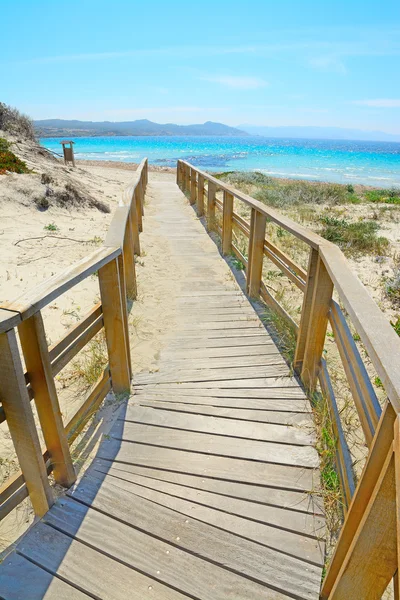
[34,119,248,138]
[237,124,400,143]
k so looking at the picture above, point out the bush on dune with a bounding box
[319,216,390,255]
[0,138,30,175]
[0,102,35,140]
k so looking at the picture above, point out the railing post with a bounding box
[130,198,141,256]
[18,312,76,488]
[98,257,131,394]
[246,208,267,298]
[0,329,53,516]
[197,174,205,216]
[293,247,319,373]
[300,254,333,391]
[135,186,143,233]
[190,169,197,205]
[117,253,132,379]
[222,190,234,255]
[184,164,190,193]
[207,181,216,232]
[123,218,137,301]
[177,160,182,187]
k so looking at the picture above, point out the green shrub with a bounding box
[319,216,390,255]
[0,102,35,140]
[364,188,400,205]
[0,138,30,175]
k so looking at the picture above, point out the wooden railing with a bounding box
[0,158,148,521]
[177,160,400,599]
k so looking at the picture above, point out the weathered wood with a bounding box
[0,246,120,326]
[0,552,90,600]
[135,185,143,232]
[123,216,137,300]
[18,312,76,487]
[294,247,319,372]
[98,258,131,394]
[327,445,396,599]
[247,209,267,298]
[197,173,205,216]
[190,168,197,205]
[322,402,396,598]
[301,254,334,390]
[222,191,234,255]
[65,369,111,444]
[48,303,102,363]
[71,474,322,597]
[207,181,216,231]
[260,282,299,332]
[263,242,306,291]
[0,329,53,516]
[52,315,103,377]
[329,300,381,446]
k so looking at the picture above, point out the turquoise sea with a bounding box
[41,136,400,188]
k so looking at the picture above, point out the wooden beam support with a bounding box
[190,169,197,205]
[222,191,234,256]
[207,182,216,232]
[294,248,319,372]
[246,209,266,298]
[130,198,141,256]
[135,187,143,233]
[0,329,53,516]
[300,255,333,391]
[122,219,137,301]
[98,258,131,395]
[197,174,205,217]
[18,312,76,488]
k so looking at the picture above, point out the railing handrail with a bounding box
[179,159,400,414]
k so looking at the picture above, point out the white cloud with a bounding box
[308,55,347,74]
[200,76,268,90]
[352,99,400,108]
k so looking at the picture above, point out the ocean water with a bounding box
[41,136,400,188]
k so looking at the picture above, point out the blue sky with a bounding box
[2,0,400,133]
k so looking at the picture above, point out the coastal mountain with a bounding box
[237,124,400,142]
[34,119,248,138]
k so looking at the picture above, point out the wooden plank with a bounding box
[65,370,111,444]
[247,209,267,298]
[175,320,262,331]
[329,300,381,446]
[122,215,137,300]
[48,303,102,363]
[301,255,333,391]
[96,437,316,491]
[18,312,76,488]
[92,460,323,514]
[190,168,197,205]
[321,402,396,598]
[122,405,314,445]
[328,446,396,599]
[69,474,322,598]
[1,246,120,322]
[134,364,291,385]
[264,239,307,282]
[18,521,190,600]
[0,552,90,599]
[135,185,143,232]
[207,181,216,231]
[45,495,296,600]
[197,173,205,216]
[222,190,234,255]
[294,248,319,372]
[129,195,141,255]
[0,329,53,516]
[155,353,285,370]
[260,283,299,332]
[319,242,400,412]
[135,401,313,425]
[51,314,103,376]
[109,421,319,467]
[85,469,324,565]
[135,376,302,390]
[160,344,280,359]
[98,258,131,394]
[134,387,307,400]
[134,394,310,411]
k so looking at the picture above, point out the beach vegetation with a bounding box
[319,216,390,255]
[0,138,30,175]
[364,188,400,205]
[44,222,59,232]
[0,102,35,140]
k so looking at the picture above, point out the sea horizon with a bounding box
[41,135,400,188]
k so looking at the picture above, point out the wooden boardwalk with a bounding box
[0,177,324,600]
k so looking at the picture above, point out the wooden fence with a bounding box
[0,158,148,521]
[177,159,400,599]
